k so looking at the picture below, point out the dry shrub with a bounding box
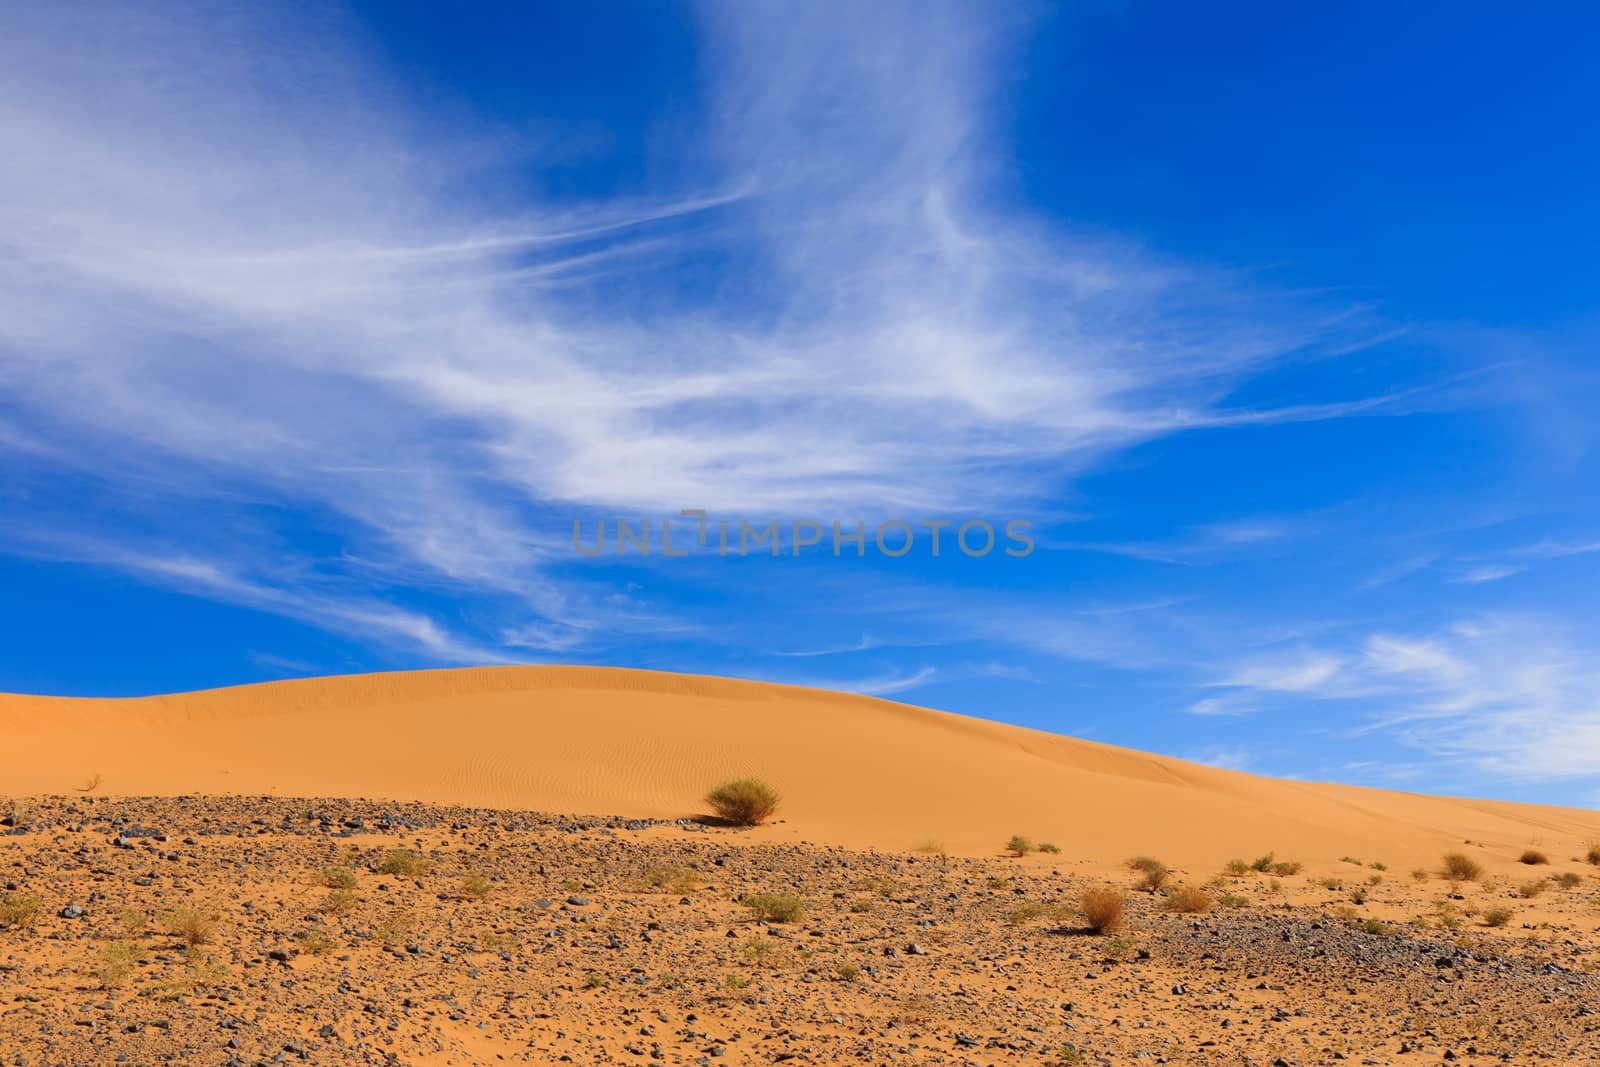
[1038,842,1061,854]
[1554,871,1583,889]
[377,849,432,876]
[911,838,948,858]
[94,940,145,989]
[1586,841,1600,866]
[1519,849,1549,866]
[1518,880,1546,898]
[705,778,780,826]
[741,892,804,923]
[1006,834,1034,857]
[1127,856,1169,892]
[321,866,359,889]
[1079,886,1125,934]
[636,865,701,894]
[0,891,42,930]
[1442,853,1483,882]
[1483,907,1513,928]
[460,874,493,899]
[1271,860,1303,876]
[1163,885,1213,914]
[161,908,216,948]
[1224,859,1250,875]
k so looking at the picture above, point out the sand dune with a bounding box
[3,665,1595,871]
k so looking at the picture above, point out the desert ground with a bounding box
[4,667,1600,1065]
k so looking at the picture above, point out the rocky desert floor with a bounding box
[3,795,1599,1067]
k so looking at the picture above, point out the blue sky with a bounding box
[2,2,1597,806]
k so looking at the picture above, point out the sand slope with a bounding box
[2,665,1595,870]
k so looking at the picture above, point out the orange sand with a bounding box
[2,666,1594,871]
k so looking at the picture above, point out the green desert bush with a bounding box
[705,778,780,826]
[1250,852,1277,873]
[1079,887,1125,934]
[1038,842,1061,854]
[1224,859,1250,875]
[1006,834,1034,857]
[741,892,804,923]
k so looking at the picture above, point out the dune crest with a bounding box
[3,665,1594,869]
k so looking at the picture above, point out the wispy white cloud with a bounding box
[1202,615,1600,780]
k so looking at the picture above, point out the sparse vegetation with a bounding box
[1006,834,1034,857]
[835,961,862,982]
[93,939,145,989]
[320,866,359,889]
[1224,858,1250,875]
[377,849,432,876]
[295,929,338,955]
[1250,852,1277,873]
[1555,871,1583,889]
[636,865,701,894]
[705,777,780,826]
[911,838,948,857]
[1519,849,1549,866]
[741,892,804,923]
[1411,867,1430,883]
[1127,856,1169,892]
[321,888,361,915]
[584,971,609,989]
[0,891,42,930]
[1163,885,1213,914]
[1483,907,1514,928]
[1442,853,1484,882]
[460,873,493,899]
[1518,880,1546,898]
[1586,841,1600,866]
[160,908,216,948]
[1038,841,1061,854]
[1079,886,1125,934]
[1271,860,1303,876]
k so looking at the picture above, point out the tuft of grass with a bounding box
[584,971,609,989]
[705,778,780,826]
[1585,841,1600,866]
[911,838,948,858]
[636,865,702,894]
[1006,834,1034,857]
[741,892,804,923]
[1224,858,1250,875]
[321,888,361,915]
[1127,856,1169,892]
[320,866,359,890]
[1519,849,1550,866]
[1483,907,1514,928]
[1411,867,1430,883]
[0,891,43,930]
[1442,853,1484,882]
[460,874,493,900]
[1217,893,1249,909]
[1038,842,1061,854]
[849,899,874,914]
[1518,880,1546,898]
[376,849,432,877]
[295,929,338,955]
[160,908,216,948]
[1271,860,1302,876]
[1006,902,1047,926]
[835,961,862,982]
[1250,852,1276,873]
[1554,871,1583,889]
[740,936,779,965]
[1163,885,1213,914]
[94,939,145,988]
[1079,886,1125,934]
